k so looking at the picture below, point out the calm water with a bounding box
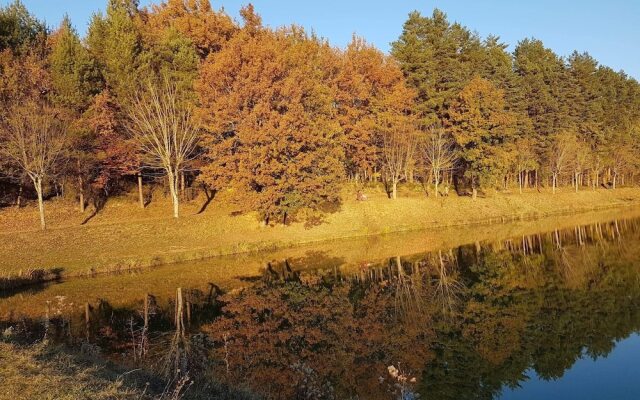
[2,211,640,399]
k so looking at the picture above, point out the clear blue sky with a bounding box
[3,0,638,79]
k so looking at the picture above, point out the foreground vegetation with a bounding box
[2,185,640,281]
[0,341,151,400]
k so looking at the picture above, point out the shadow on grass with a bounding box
[81,196,108,225]
[197,185,217,215]
[0,267,64,298]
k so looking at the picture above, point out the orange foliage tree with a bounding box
[142,0,237,58]
[196,9,344,224]
[335,37,410,182]
[85,90,139,194]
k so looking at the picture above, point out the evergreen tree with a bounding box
[391,9,482,126]
[86,0,142,101]
[49,16,100,111]
[0,0,46,54]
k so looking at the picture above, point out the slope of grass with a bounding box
[2,185,640,279]
[0,341,150,400]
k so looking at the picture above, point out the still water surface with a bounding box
[2,209,640,399]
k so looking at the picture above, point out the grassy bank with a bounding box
[0,339,258,400]
[2,186,640,281]
[0,341,151,400]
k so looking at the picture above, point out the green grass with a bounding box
[2,185,640,280]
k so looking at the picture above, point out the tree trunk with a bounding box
[78,175,85,213]
[15,184,22,208]
[434,174,439,198]
[167,170,180,218]
[575,173,579,193]
[524,170,529,189]
[138,173,144,209]
[552,173,557,194]
[613,173,617,190]
[180,172,186,199]
[518,170,522,194]
[32,176,46,230]
[392,179,398,200]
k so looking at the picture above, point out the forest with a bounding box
[1,0,640,229]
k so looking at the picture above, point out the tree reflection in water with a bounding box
[203,218,640,399]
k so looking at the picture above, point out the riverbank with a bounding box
[0,339,257,400]
[0,341,150,400]
[2,186,640,283]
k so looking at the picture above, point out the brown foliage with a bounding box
[196,25,344,223]
[142,0,237,57]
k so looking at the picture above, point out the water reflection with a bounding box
[2,215,640,399]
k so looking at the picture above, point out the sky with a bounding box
[2,0,638,79]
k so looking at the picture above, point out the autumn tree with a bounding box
[422,126,457,197]
[0,33,51,206]
[197,11,344,224]
[548,131,576,194]
[514,137,538,193]
[336,37,408,182]
[86,90,139,198]
[48,16,102,212]
[606,132,634,189]
[447,77,516,198]
[126,79,199,218]
[142,0,237,58]
[571,139,590,192]
[378,84,418,200]
[0,99,68,229]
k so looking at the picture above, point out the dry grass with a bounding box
[0,342,150,400]
[2,185,640,280]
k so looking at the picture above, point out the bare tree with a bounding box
[382,122,417,200]
[549,132,576,194]
[571,140,590,192]
[127,80,200,218]
[423,126,457,197]
[514,138,537,194]
[0,100,68,230]
[609,135,634,190]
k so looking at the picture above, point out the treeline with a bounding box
[1,1,639,229]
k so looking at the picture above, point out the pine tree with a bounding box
[0,0,46,54]
[49,16,100,111]
[87,0,142,101]
[391,9,482,126]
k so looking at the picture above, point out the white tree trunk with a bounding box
[78,175,85,213]
[138,173,144,209]
[518,171,522,194]
[392,179,398,200]
[32,176,46,230]
[613,173,617,190]
[167,170,180,218]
